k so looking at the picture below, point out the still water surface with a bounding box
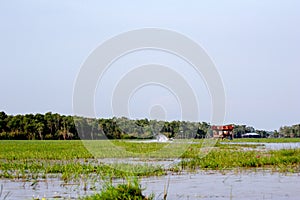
[1,171,299,200]
[220,142,300,150]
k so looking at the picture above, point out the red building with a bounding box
[211,125,234,139]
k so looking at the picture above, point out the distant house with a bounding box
[211,125,234,140]
[242,132,261,138]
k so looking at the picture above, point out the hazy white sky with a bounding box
[0,0,299,131]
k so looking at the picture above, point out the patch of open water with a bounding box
[221,142,300,150]
[1,171,300,200]
[143,171,300,200]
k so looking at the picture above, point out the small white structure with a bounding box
[242,132,260,138]
[156,134,169,142]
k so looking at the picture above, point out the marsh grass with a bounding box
[180,148,300,172]
[0,140,92,160]
[1,140,300,182]
[0,160,166,181]
[81,178,154,200]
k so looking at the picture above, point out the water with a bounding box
[142,171,300,200]
[94,157,181,168]
[221,142,300,150]
[255,142,300,150]
[1,171,300,199]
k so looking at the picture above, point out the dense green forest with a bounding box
[0,111,209,140]
[0,111,299,140]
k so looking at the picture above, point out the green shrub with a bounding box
[83,179,154,200]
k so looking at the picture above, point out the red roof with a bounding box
[211,125,234,131]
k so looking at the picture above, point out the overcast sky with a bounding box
[0,0,299,131]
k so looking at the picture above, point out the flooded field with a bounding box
[1,171,300,199]
[1,140,300,199]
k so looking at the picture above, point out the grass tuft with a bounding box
[82,178,154,200]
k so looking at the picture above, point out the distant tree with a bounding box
[256,130,267,138]
[233,125,245,138]
[35,122,44,140]
[0,111,7,132]
[273,130,279,138]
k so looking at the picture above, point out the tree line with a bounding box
[0,111,299,140]
[0,112,210,140]
[277,125,300,138]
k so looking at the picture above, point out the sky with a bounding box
[0,0,299,131]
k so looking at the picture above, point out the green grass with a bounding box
[84,140,196,159]
[180,148,300,172]
[81,178,154,200]
[0,140,92,160]
[0,160,166,180]
[0,140,203,160]
[1,138,297,160]
[0,140,197,181]
[0,140,173,180]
